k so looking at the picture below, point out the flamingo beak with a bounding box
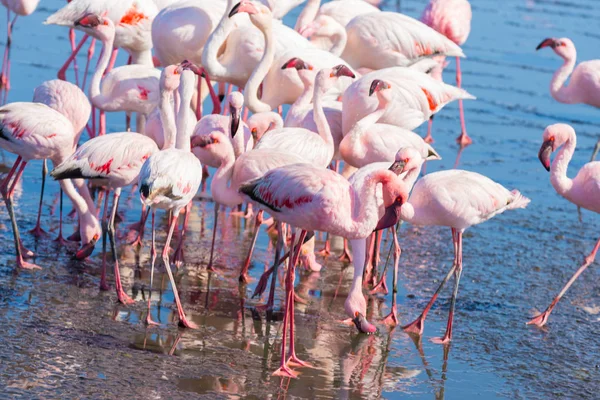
[538,140,553,171]
[369,79,390,96]
[181,61,204,77]
[281,57,312,71]
[388,160,406,174]
[229,1,258,17]
[536,38,556,50]
[374,201,402,231]
[191,135,217,148]
[352,312,377,334]
[74,13,101,28]
[331,64,355,79]
[75,233,99,260]
[230,106,240,138]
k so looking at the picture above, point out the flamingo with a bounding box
[50,84,161,303]
[138,67,202,329]
[31,79,93,239]
[230,0,357,113]
[0,0,39,103]
[246,111,283,141]
[421,0,473,146]
[537,37,600,160]
[339,79,441,169]
[72,13,161,135]
[390,153,530,344]
[294,0,378,34]
[239,162,409,377]
[0,102,101,270]
[342,66,475,139]
[528,124,600,327]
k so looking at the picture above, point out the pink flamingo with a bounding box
[0,0,39,103]
[342,66,475,140]
[339,79,441,169]
[239,162,409,377]
[392,154,530,344]
[138,67,202,329]
[0,102,101,269]
[421,0,473,146]
[294,0,378,34]
[528,124,600,327]
[246,111,282,141]
[230,1,357,113]
[537,37,600,159]
[31,79,93,239]
[50,109,160,303]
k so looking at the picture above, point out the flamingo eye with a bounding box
[103,20,109,26]
[549,136,555,141]
[251,128,257,134]
[354,311,359,318]
[404,158,409,163]
[395,196,403,204]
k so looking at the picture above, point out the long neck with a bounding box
[551,134,576,196]
[349,238,366,293]
[176,73,195,151]
[212,151,242,207]
[90,33,115,108]
[312,79,335,163]
[59,178,98,239]
[159,87,176,149]
[349,170,395,237]
[550,56,577,104]
[130,49,153,66]
[202,0,237,80]
[244,22,276,112]
[341,103,387,159]
[327,21,347,57]
[286,75,314,124]
[294,0,320,31]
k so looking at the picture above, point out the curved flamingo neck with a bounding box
[551,132,576,196]
[285,74,315,125]
[90,32,116,110]
[244,20,275,112]
[212,147,241,207]
[312,77,335,163]
[294,0,320,31]
[203,0,237,81]
[59,178,99,240]
[341,100,387,160]
[176,72,195,151]
[550,56,577,104]
[350,169,395,237]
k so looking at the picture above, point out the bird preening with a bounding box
[0,0,598,385]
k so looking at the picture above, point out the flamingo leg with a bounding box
[202,71,221,115]
[207,205,219,272]
[255,221,284,312]
[107,188,134,304]
[128,205,149,247]
[68,28,80,86]
[338,238,353,262]
[99,190,111,291]
[239,210,263,283]
[424,115,434,144]
[591,139,600,162]
[371,226,399,295]
[455,57,472,147]
[403,228,459,335]
[1,12,17,105]
[1,158,39,269]
[53,188,68,245]
[316,232,331,257]
[363,232,376,288]
[57,34,88,81]
[172,201,191,268]
[161,209,198,329]
[432,230,464,344]
[145,210,159,325]
[30,160,48,237]
[81,38,95,91]
[528,237,600,327]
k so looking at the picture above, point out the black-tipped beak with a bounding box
[74,234,99,260]
[538,140,553,171]
[352,312,377,334]
[388,160,406,175]
[191,135,217,148]
[369,79,389,96]
[229,2,242,17]
[74,13,101,28]
[536,38,556,50]
[181,61,204,77]
[230,107,240,138]
[281,57,312,70]
[331,64,355,79]
[374,203,401,232]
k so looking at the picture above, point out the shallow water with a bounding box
[0,0,599,398]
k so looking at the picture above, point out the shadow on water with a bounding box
[0,0,599,399]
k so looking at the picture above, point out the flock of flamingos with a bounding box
[0,0,598,379]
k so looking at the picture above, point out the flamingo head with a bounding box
[191,131,234,163]
[313,64,355,93]
[247,111,282,142]
[160,64,183,92]
[299,15,339,40]
[281,57,315,85]
[180,60,206,78]
[539,123,574,171]
[376,172,408,231]
[228,92,244,137]
[369,79,393,108]
[536,37,576,60]
[344,292,377,334]
[74,13,114,41]
[75,216,101,260]
[389,147,425,176]
[229,1,271,28]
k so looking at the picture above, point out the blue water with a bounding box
[0,0,599,399]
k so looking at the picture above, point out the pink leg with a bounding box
[424,116,434,144]
[172,201,191,268]
[128,205,149,246]
[99,190,110,291]
[363,233,376,289]
[528,237,600,327]
[255,221,285,312]
[0,12,17,105]
[68,28,80,86]
[81,38,95,91]
[432,230,464,345]
[29,160,48,237]
[202,71,221,115]
[57,34,88,81]
[53,188,68,245]
[145,210,159,325]
[382,229,402,325]
[239,210,264,283]
[1,158,40,269]
[338,238,353,262]
[455,58,472,147]
[162,209,198,329]
[107,188,135,305]
[207,205,219,272]
[316,233,331,257]
[403,228,460,335]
